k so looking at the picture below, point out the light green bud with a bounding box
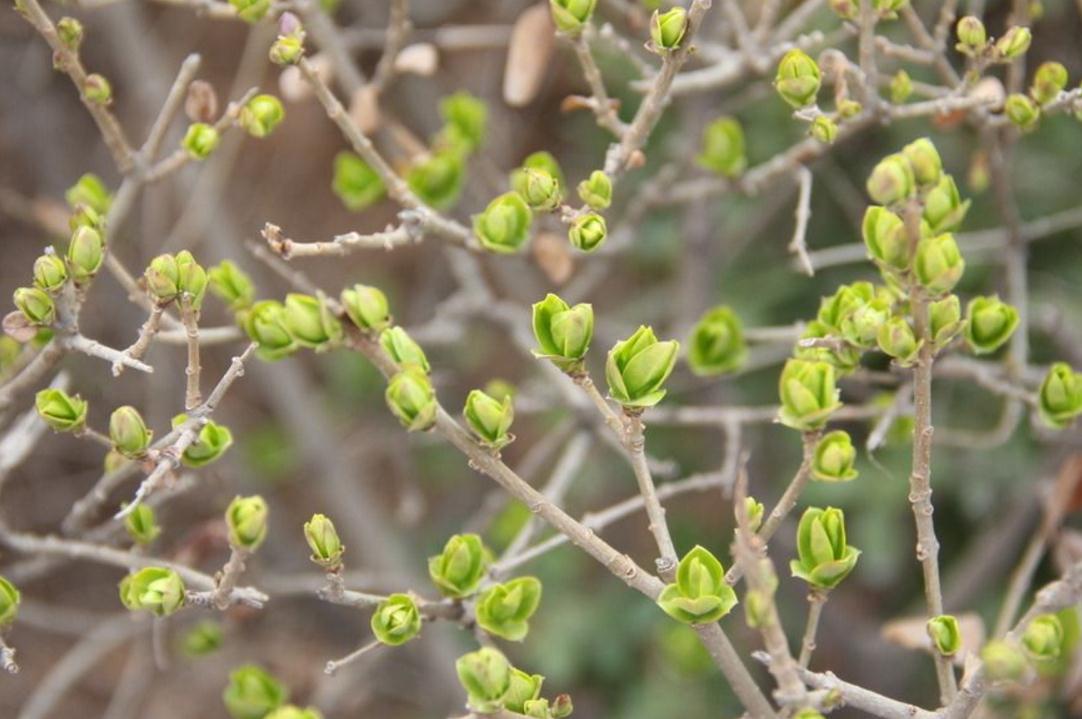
[516,168,562,211]
[438,91,488,153]
[475,576,542,641]
[281,293,342,349]
[873,0,908,16]
[891,70,913,103]
[549,0,598,34]
[244,300,296,361]
[775,49,821,108]
[406,149,466,210]
[995,26,1032,60]
[964,295,1019,355]
[812,430,858,482]
[332,151,385,211]
[605,325,679,408]
[928,614,962,656]
[790,506,860,590]
[877,316,920,366]
[657,545,738,624]
[385,367,437,431]
[915,233,965,295]
[902,138,943,188]
[226,495,268,551]
[182,123,220,160]
[568,212,607,252]
[341,283,391,332]
[173,415,234,467]
[504,668,544,715]
[67,225,105,282]
[65,173,112,215]
[183,620,223,657]
[1022,614,1064,660]
[35,388,87,432]
[1005,93,1040,131]
[515,152,566,195]
[109,406,152,457]
[866,153,915,205]
[810,115,838,144]
[239,94,285,138]
[57,16,83,50]
[428,533,490,598]
[650,7,688,51]
[464,389,514,449]
[980,640,1027,681]
[124,503,161,545]
[379,326,430,371]
[0,576,21,627]
[956,16,986,52]
[778,358,841,431]
[371,593,422,646]
[923,174,971,235]
[265,707,322,719]
[269,33,305,66]
[145,253,181,303]
[174,250,207,308]
[119,566,185,617]
[929,294,964,349]
[697,117,747,177]
[687,305,746,375]
[14,287,55,326]
[84,74,112,105]
[744,497,764,532]
[229,0,270,22]
[862,205,908,270]
[208,260,255,312]
[1038,362,1082,428]
[577,170,613,209]
[223,664,288,719]
[33,254,68,293]
[304,514,344,569]
[474,192,533,254]
[531,293,594,372]
[456,647,512,714]
[1031,62,1068,105]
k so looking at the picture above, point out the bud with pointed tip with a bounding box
[1031,62,1068,105]
[124,503,161,545]
[515,168,562,211]
[862,206,908,270]
[385,367,437,431]
[841,297,891,349]
[281,293,342,349]
[1038,363,1082,429]
[304,514,344,569]
[687,305,746,376]
[902,138,942,188]
[35,388,87,432]
[65,173,112,215]
[14,287,55,326]
[464,389,514,449]
[428,533,490,598]
[265,706,322,719]
[956,16,986,52]
[514,152,566,195]
[239,94,285,138]
[657,545,738,624]
[269,29,305,66]
[229,0,270,22]
[474,192,533,253]
[67,225,105,282]
[531,293,593,372]
[380,326,429,371]
[406,149,465,210]
[577,170,612,209]
[119,566,185,616]
[332,151,386,211]
[778,359,841,430]
[84,74,112,105]
[549,0,597,34]
[504,668,544,715]
[995,26,1031,60]
[182,123,220,160]
[743,497,764,532]
[809,115,837,144]
[891,70,913,103]
[650,7,688,51]
[57,16,83,50]
[475,576,542,641]
[812,430,858,482]
[568,212,606,252]
[877,316,920,366]
[915,233,965,295]
[145,253,181,303]
[33,254,68,293]
[341,284,390,332]
[0,576,21,627]
[175,250,207,308]
[1005,93,1040,131]
[791,506,860,590]
[923,174,971,234]
[775,49,821,108]
[371,593,422,646]
[208,260,255,312]
[867,153,915,205]
[929,294,964,349]
[173,415,234,467]
[456,647,512,714]
[981,640,1027,680]
[928,615,962,656]
[244,300,296,361]
[109,406,152,457]
[223,665,288,719]
[606,325,679,409]
[697,117,747,177]
[437,91,488,153]
[964,295,1019,355]
[226,495,268,551]
[1022,614,1064,660]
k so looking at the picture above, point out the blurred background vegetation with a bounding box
[3,0,1082,717]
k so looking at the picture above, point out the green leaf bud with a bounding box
[174,250,207,307]
[145,253,181,303]
[35,388,87,432]
[33,254,68,294]
[577,170,613,209]
[269,19,305,66]
[456,647,512,714]
[474,192,533,254]
[406,149,466,210]
[84,74,112,105]
[515,152,566,195]
[812,430,858,482]
[515,168,563,211]
[809,115,837,144]
[1031,62,1068,105]
[109,405,152,457]
[14,287,55,326]
[927,614,962,656]
[182,122,220,160]
[568,212,607,252]
[304,513,344,569]
[964,295,1019,354]
[1038,362,1082,428]
[840,297,891,349]
[793,711,826,719]
[119,566,185,617]
[549,0,598,34]
[1005,93,1040,131]
[915,233,965,295]
[379,326,429,371]
[264,706,322,719]
[531,293,593,372]
[818,282,874,331]
[208,260,255,312]
[182,620,223,657]
[778,358,841,431]
[475,576,542,641]
[244,300,296,361]
[67,225,105,282]
[744,497,764,532]
[428,533,490,598]
[371,593,422,646]
[873,0,908,16]
[697,117,747,177]
[341,283,391,332]
[687,305,746,376]
[229,0,270,23]
[1022,614,1064,660]
[239,94,285,138]
[124,503,161,545]
[56,16,84,50]
[437,91,488,153]
[790,506,860,590]
[995,26,1032,60]
[605,325,679,409]
[890,70,913,103]
[929,294,964,349]
[650,7,688,52]
[281,293,342,349]
[922,174,970,235]
[955,16,986,52]
[877,316,920,366]
[795,321,862,375]
[226,495,268,551]
[775,49,821,109]
[838,99,863,118]
[504,668,544,714]
[332,151,386,211]
[866,153,915,205]
[385,367,437,431]
[172,415,234,467]
[223,664,288,719]
[464,389,514,449]
[65,173,112,215]
[980,640,1027,681]
[0,576,21,627]
[657,545,738,625]
[862,205,908,270]
[902,138,943,188]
